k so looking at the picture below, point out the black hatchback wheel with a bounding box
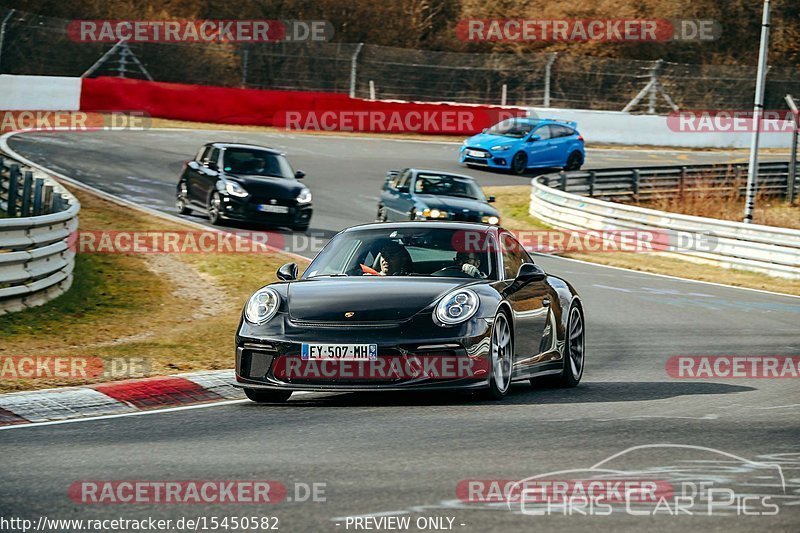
[207,191,223,225]
[511,152,527,175]
[244,388,292,403]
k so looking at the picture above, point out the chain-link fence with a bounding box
[1,9,798,113]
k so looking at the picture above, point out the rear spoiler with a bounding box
[545,118,578,128]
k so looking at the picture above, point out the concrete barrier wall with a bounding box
[524,106,794,149]
[0,75,82,111]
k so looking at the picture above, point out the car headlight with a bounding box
[296,187,312,204]
[421,208,448,219]
[224,181,249,197]
[435,288,479,326]
[244,287,280,324]
[482,215,500,225]
[491,145,511,151]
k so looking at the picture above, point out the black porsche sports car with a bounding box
[176,142,313,231]
[235,222,584,402]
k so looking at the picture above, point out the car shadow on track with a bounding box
[247,381,754,408]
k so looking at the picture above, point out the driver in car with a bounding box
[432,251,485,278]
[360,241,412,276]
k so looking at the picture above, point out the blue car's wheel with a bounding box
[511,152,527,175]
[566,151,583,171]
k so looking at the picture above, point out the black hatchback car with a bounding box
[176,143,313,231]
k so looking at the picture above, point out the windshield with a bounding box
[486,118,536,138]
[303,227,497,279]
[222,148,294,178]
[414,174,486,200]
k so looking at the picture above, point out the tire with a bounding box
[207,191,223,225]
[511,152,527,175]
[176,182,191,215]
[376,205,387,222]
[557,303,585,387]
[483,310,514,401]
[244,388,292,403]
[565,151,583,171]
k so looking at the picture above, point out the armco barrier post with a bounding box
[7,163,18,216]
[42,183,53,214]
[679,166,687,201]
[560,171,567,191]
[20,170,32,216]
[32,177,43,215]
[632,169,641,201]
[588,171,596,197]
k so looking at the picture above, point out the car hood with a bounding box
[225,174,305,199]
[287,277,473,322]
[416,195,499,216]
[466,133,521,150]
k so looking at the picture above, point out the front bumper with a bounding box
[459,147,511,169]
[235,316,493,392]
[220,194,312,227]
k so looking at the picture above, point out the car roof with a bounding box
[408,169,477,181]
[510,117,576,128]
[205,142,283,155]
[342,221,501,234]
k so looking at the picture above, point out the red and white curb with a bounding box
[0,370,243,427]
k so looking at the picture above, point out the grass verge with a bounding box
[0,186,305,393]
[484,186,800,297]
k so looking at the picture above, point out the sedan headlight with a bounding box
[296,187,312,204]
[422,208,448,219]
[482,215,500,225]
[491,145,511,151]
[225,181,249,197]
[435,288,479,326]
[244,287,280,324]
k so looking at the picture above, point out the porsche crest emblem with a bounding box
[344,312,355,318]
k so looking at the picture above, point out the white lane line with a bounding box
[0,391,318,432]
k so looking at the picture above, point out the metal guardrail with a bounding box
[0,156,80,314]
[540,162,798,202]
[530,166,800,279]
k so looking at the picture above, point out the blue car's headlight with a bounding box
[491,145,511,151]
[245,287,280,324]
[435,288,479,326]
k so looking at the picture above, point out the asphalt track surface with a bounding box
[1,130,799,532]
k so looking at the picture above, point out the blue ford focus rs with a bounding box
[460,117,585,175]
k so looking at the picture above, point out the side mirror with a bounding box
[294,170,305,179]
[188,160,200,170]
[516,263,546,283]
[397,185,410,193]
[207,160,218,170]
[482,128,488,133]
[277,262,298,281]
[526,135,541,143]
[487,195,496,203]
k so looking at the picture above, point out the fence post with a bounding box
[544,53,557,107]
[369,80,376,100]
[7,163,19,216]
[501,83,507,106]
[560,170,568,191]
[240,44,250,87]
[20,170,32,216]
[632,169,641,201]
[349,43,364,98]
[32,178,44,215]
[588,171,596,197]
